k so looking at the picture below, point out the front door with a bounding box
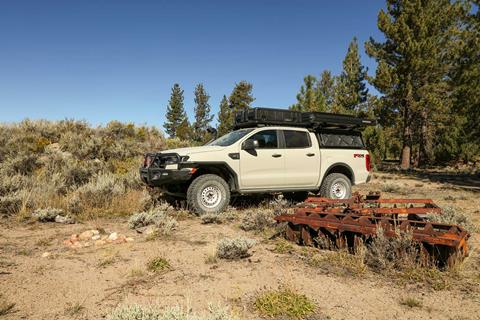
[239,129,285,189]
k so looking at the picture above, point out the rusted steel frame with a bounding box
[305,197,438,205]
[275,213,468,250]
[295,206,442,215]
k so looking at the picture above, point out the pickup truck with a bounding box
[140,108,373,214]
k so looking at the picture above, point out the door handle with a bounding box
[272,154,282,158]
[306,153,315,157]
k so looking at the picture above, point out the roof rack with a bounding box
[233,107,376,130]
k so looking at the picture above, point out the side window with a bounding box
[248,130,278,149]
[283,130,311,148]
[319,133,364,148]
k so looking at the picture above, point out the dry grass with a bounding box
[0,295,15,316]
[399,296,423,308]
[254,287,316,319]
[307,249,367,277]
[64,301,85,317]
[146,256,171,273]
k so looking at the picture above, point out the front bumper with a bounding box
[140,167,193,187]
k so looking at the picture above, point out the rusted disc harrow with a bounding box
[275,193,470,266]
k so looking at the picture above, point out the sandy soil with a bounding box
[1,171,479,320]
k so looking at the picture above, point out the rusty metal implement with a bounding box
[275,193,470,266]
[301,192,442,218]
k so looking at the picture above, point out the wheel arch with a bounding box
[188,162,239,192]
[322,162,355,186]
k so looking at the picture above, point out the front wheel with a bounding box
[319,173,352,199]
[187,174,230,215]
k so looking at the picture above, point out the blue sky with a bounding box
[0,0,385,127]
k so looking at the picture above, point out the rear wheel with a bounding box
[319,173,352,199]
[187,174,230,215]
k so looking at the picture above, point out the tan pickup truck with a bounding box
[141,108,374,214]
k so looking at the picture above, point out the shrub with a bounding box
[381,183,401,193]
[240,210,276,231]
[76,173,125,208]
[364,228,419,272]
[128,205,175,230]
[0,192,23,215]
[399,297,422,308]
[216,237,256,260]
[32,208,64,222]
[427,206,477,234]
[201,213,224,224]
[108,304,236,320]
[146,256,171,273]
[254,287,316,318]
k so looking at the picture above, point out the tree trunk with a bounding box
[400,144,411,169]
[419,109,431,166]
[400,103,411,170]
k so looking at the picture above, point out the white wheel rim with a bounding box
[330,181,347,199]
[200,185,222,208]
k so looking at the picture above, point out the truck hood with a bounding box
[160,145,225,156]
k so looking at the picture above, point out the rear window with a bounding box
[283,130,311,148]
[318,132,364,148]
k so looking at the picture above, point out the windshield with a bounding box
[208,129,254,147]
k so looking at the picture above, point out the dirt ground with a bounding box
[1,171,479,320]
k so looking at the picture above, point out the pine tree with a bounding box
[448,0,480,162]
[334,37,368,114]
[366,0,464,168]
[317,70,336,111]
[291,75,323,112]
[192,83,213,142]
[217,95,231,137]
[229,81,255,113]
[164,83,188,138]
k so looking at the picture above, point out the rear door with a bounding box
[282,129,320,187]
[239,129,285,189]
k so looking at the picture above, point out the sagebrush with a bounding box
[0,120,168,217]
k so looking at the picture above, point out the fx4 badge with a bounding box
[353,154,365,158]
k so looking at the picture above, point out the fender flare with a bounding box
[321,162,355,186]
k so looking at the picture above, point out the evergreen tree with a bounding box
[164,83,188,138]
[334,37,368,114]
[317,70,336,111]
[448,0,480,162]
[366,0,464,168]
[176,118,193,141]
[291,75,328,112]
[192,83,213,142]
[217,95,232,136]
[228,81,255,113]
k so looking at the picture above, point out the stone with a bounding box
[79,230,98,240]
[70,234,79,241]
[126,237,134,242]
[79,230,94,240]
[71,242,82,249]
[41,252,51,258]
[107,232,118,242]
[54,215,75,224]
[91,235,101,241]
[63,239,73,246]
[95,240,107,246]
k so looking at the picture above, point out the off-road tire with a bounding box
[283,192,309,204]
[319,173,352,199]
[187,174,230,215]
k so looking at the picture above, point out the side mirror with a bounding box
[242,139,259,150]
[206,127,218,139]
